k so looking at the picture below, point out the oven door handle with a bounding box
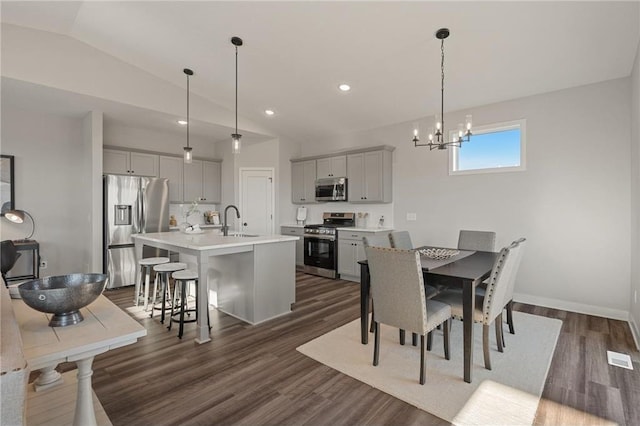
[304,234,336,241]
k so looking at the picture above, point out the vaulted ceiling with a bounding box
[2,1,639,144]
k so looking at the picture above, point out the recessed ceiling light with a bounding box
[264,109,275,116]
[177,120,188,126]
[338,83,351,92]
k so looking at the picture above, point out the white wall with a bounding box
[301,78,632,319]
[0,105,94,276]
[630,38,640,345]
[104,122,217,159]
[2,24,274,137]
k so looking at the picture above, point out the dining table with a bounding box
[358,247,499,383]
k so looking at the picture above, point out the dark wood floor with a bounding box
[58,273,639,425]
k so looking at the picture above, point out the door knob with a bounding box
[243,222,248,226]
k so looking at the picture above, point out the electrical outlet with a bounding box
[406,213,417,221]
[40,260,48,269]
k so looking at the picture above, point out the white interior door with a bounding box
[240,168,274,235]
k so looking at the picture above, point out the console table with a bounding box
[12,295,146,426]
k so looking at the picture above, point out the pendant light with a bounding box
[231,36,243,155]
[413,28,472,150]
[183,68,194,163]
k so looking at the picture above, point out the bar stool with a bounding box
[135,257,170,310]
[169,270,210,339]
[150,262,187,323]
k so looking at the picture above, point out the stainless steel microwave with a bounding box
[315,177,347,202]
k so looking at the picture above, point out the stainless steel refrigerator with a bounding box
[103,174,169,289]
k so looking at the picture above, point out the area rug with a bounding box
[297,312,562,425]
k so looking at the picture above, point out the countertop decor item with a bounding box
[183,68,194,164]
[18,273,108,327]
[412,28,472,151]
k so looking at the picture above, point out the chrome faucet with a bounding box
[222,205,240,236]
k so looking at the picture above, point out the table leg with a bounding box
[360,262,370,344]
[462,278,477,383]
[33,365,63,392]
[73,357,97,426]
[195,252,211,344]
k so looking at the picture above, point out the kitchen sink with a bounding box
[228,233,259,237]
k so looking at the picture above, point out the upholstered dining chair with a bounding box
[362,234,391,249]
[389,231,439,300]
[433,238,525,370]
[1,240,21,285]
[457,230,497,252]
[363,234,392,334]
[388,231,413,249]
[365,246,452,384]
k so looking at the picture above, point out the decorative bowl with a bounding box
[18,273,108,327]
[419,248,460,260]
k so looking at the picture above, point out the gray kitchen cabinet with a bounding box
[347,148,393,203]
[338,229,391,282]
[202,161,222,203]
[280,226,305,269]
[160,157,222,204]
[316,155,347,179]
[184,159,222,203]
[104,149,158,177]
[159,155,183,203]
[291,160,317,204]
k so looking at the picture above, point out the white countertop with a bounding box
[133,231,298,251]
[280,223,306,228]
[337,227,394,233]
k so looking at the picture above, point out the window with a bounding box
[449,119,526,175]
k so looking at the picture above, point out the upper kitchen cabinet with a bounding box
[184,159,222,203]
[104,149,158,177]
[202,161,222,203]
[316,155,347,179]
[347,147,394,203]
[291,160,317,204]
[159,155,184,203]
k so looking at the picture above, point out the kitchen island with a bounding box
[132,231,298,343]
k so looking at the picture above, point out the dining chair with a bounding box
[362,234,391,248]
[388,230,439,299]
[457,230,496,252]
[363,234,392,335]
[501,238,527,336]
[432,238,524,370]
[388,231,413,249]
[365,246,452,385]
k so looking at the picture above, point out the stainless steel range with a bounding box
[303,212,355,279]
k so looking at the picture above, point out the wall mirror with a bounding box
[0,155,15,216]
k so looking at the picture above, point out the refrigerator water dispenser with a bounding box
[114,205,132,225]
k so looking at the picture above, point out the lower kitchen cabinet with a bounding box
[337,229,391,282]
[280,226,305,270]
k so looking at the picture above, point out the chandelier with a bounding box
[413,28,472,150]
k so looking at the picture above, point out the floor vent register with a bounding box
[606,350,634,370]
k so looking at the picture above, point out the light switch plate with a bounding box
[406,213,417,221]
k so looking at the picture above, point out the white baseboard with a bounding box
[513,292,629,321]
[629,315,640,351]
